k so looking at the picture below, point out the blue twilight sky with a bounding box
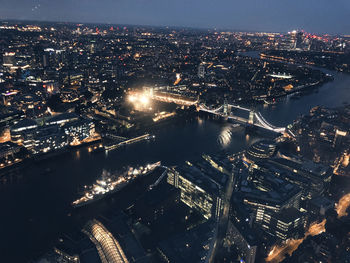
[0,0,349,34]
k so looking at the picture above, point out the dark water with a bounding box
[1,54,350,262]
[0,119,261,262]
[239,51,350,126]
[257,70,350,126]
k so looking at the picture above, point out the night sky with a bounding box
[1,0,350,34]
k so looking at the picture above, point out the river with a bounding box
[0,52,349,262]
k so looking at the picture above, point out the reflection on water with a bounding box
[218,126,233,147]
[1,58,350,262]
[75,150,80,160]
[197,116,204,125]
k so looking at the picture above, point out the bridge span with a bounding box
[199,103,286,134]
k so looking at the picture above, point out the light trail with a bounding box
[265,220,326,263]
[0,129,11,143]
[128,91,197,106]
[336,193,350,218]
[267,192,350,263]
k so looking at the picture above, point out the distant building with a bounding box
[198,63,206,78]
[2,52,15,67]
[0,110,24,128]
[333,129,347,149]
[295,31,305,49]
[0,141,21,159]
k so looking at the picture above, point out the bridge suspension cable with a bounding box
[199,103,285,134]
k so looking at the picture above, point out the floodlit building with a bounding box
[62,119,95,143]
[32,125,68,154]
[82,219,129,263]
[10,118,38,143]
[47,112,79,126]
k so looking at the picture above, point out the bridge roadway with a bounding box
[150,94,198,106]
[199,104,286,134]
[142,90,285,134]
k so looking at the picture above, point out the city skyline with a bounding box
[0,4,350,262]
[1,0,350,35]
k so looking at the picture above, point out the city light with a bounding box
[336,193,350,218]
[128,93,151,108]
[128,95,137,103]
[267,192,350,263]
[140,95,149,105]
[266,220,326,263]
[0,14,349,263]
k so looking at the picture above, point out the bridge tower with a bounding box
[248,110,255,124]
[223,98,228,116]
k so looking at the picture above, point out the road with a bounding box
[209,164,235,263]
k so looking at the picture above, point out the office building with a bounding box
[167,164,223,220]
[62,119,95,143]
[226,220,258,263]
[256,207,304,241]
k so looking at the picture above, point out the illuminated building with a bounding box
[43,81,59,95]
[10,118,38,143]
[47,113,79,126]
[198,63,206,78]
[42,48,64,69]
[0,141,21,159]
[64,72,84,87]
[167,164,223,220]
[10,112,96,153]
[82,219,129,263]
[333,129,347,149]
[267,158,332,199]
[0,110,24,129]
[62,119,95,143]
[2,52,16,67]
[31,125,68,154]
[13,94,41,113]
[256,207,304,241]
[245,140,277,161]
[236,163,302,238]
[245,142,332,199]
[241,168,301,213]
[295,31,305,50]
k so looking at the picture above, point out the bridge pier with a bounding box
[248,111,255,124]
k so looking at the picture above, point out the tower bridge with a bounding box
[199,101,286,134]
